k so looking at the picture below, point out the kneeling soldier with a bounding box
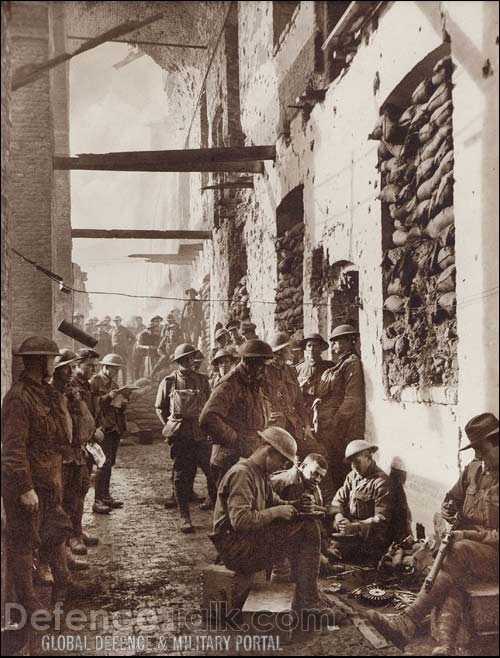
[330,440,393,561]
[368,413,499,655]
[210,427,335,620]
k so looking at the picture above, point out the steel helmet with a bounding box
[344,439,378,462]
[99,353,125,368]
[211,348,237,366]
[330,324,359,341]
[268,332,291,353]
[215,328,229,342]
[226,320,241,330]
[299,333,329,351]
[172,343,198,362]
[239,339,274,359]
[15,336,60,356]
[54,349,81,369]
[113,316,122,322]
[258,427,297,464]
[241,321,257,333]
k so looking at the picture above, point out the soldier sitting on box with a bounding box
[210,427,336,622]
[368,413,499,655]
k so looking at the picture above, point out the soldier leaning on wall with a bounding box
[1,337,96,616]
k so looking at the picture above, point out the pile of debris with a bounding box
[228,275,251,322]
[275,223,304,333]
[370,54,458,394]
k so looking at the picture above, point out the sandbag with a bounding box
[407,225,423,242]
[432,56,453,86]
[420,121,453,161]
[393,230,409,246]
[416,156,436,185]
[378,183,401,203]
[408,105,429,132]
[397,184,413,203]
[438,292,456,315]
[419,121,437,144]
[388,162,408,184]
[434,148,454,175]
[415,199,433,223]
[426,82,452,114]
[436,264,456,292]
[387,278,404,296]
[430,99,453,128]
[389,203,409,222]
[425,206,454,238]
[432,171,454,212]
[384,295,405,314]
[437,246,455,270]
[398,105,418,128]
[412,79,434,104]
[380,157,398,174]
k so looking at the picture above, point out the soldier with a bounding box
[181,288,203,347]
[49,350,97,574]
[1,337,92,613]
[84,318,97,338]
[210,348,238,387]
[110,316,135,383]
[368,413,499,655]
[226,320,243,347]
[210,327,230,363]
[264,332,318,460]
[295,332,333,424]
[240,321,259,341]
[94,322,113,360]
[210,427,335,622]
[152,322,181,380]
[200,339,274,485]
[330,440,393,561]
[91,353,131,513]
[73,313,85,331]
[155,344,217,533]
[314,325,366,494]
[135,316,147,335]
[134,321,162,378]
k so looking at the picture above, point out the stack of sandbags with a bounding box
[125,381,163,440]
[229,275,250,321]
[199,273,211,358]
[274,223,304,333]
[372,55,458,391]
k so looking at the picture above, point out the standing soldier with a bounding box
[110,316,135,384]
[240,321,259,342]
[181,289,203,347]
[1,337,92,614]
[155,344,217,534]
[135,316,147,334]
[264,332,318,459]
[314,324,365,494]
[84,318,97,338]
[226,320,243,347]
[210,349,238,387]
[134,321,162,379]
[210,327,230,366]
[152,322,181,379]
[200,340,274,485]
[90,354,131,512]
[94,322,113,360]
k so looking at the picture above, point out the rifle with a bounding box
[424,512,461,592]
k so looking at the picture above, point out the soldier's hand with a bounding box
[451,531,465,543]
[275,505,297,521]
[108,390,119,400]
[20,489,39,513]
[297,494,315,513]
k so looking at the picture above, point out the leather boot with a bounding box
[180,517,195,534]
[68,536,88,556]
[81,531,99,547]
[431,592,463,655]
[367,611,417,648]
[164,495,177,509]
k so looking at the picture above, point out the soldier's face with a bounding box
[218,357,233,376]
[305,340,322,361]
[331,336,352,356]
[277,345,291,362]
[266,448,292,474]
[44,357,56,379]
[178,355,195,371]
[57,364,74,384]
[301,459,327,485]
[474,439,499,471]
[244,357,268,381]
[351,450,372,475]
[79,358,98,381]
[103,365,120,379]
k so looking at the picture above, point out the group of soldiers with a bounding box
[2,312,498,653]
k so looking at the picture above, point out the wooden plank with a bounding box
[128,255,194,264]
[72,229,212,240]
[201,181,254,191]
[12,11,168,91]
[67,35,208,49]
[242,582,296,645]
[327,594,392,649]
[54,146,274,174]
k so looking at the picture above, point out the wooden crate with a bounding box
[242,581,297,645]
[201,565,253,620]
[464,582,499,636]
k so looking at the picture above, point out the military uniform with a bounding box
[155,369,216,518]
[110,325,135,382]
[94,331,113,360]
[331,461,393,560]
[181,299,203,347]
[134,327,161,378]
[315,351,365,493]
[90,372,126,502]
[1,373,73,609]
[211,458,322,609]
[199,363,268,484]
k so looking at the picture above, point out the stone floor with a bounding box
[23,440,494,657]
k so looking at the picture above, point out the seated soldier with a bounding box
[210,428,335,621]
[329,440,393,562]
[368,413,499,655]
[271,453,340,574]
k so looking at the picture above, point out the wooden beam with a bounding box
[12,11,168,91]
[201,180,254,191]
[178,243,204,254]
[128,255,193,264]
[67,35,207,49]
[54,146,275,174]
[72,229,212,240]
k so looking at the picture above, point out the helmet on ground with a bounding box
[239,339,274,359]
[299,333,329,351]
[344,439,378,462]
[172,344,198,362]
[258,427,297,464]
[54,349,81,369]
[330,324,359,341]
[15,336,60,356]
[268,332,291,353]
[99,353,125,368]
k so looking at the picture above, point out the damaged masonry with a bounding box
[1,1,498,657]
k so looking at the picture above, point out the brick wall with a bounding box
[1,1,12,397]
